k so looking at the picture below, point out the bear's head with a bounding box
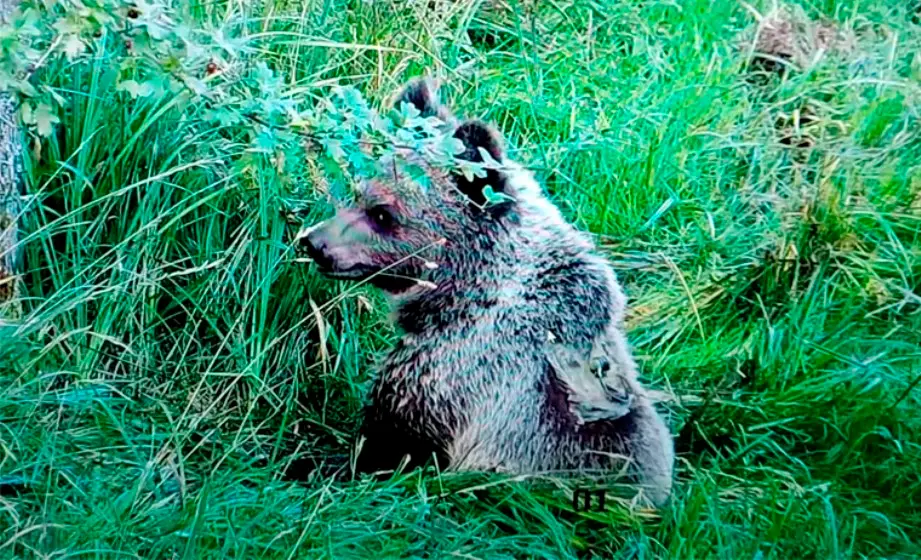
[298,77,520,294]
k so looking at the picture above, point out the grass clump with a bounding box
[2,0,920,557]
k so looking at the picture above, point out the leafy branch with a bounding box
[0,0,500,206]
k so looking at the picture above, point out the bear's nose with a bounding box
[300,230,334,270]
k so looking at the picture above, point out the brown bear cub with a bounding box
[299,78,675,506]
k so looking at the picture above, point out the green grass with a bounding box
[2,0,920,557]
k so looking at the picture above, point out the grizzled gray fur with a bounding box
[299,78,675,506]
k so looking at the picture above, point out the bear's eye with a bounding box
[367,205,396,231]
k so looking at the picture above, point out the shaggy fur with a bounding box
[300,78,675,506]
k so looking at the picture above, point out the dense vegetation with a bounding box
[1,0,919,557]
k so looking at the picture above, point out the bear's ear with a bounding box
[452,119,514,213]
[454,119,503,163]
[392,77,451,120]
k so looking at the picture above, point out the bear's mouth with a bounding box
[316,264,420,293]
[315,264,377,280]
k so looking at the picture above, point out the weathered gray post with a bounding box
[0,0,24,320]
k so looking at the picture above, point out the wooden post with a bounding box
[0,0,24,320]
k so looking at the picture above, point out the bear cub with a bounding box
[299,77,675,506]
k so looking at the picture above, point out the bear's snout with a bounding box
[296,222,335,271]
[301,230,334,270]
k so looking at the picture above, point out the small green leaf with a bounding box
[254,129,277,151]
[477,147,502,169]
[207,108,242,127]
[34,103,59,137]
[62,34,86,59]
[116,79,155,98]
[46,87,67,106]
[399,100,421,121]
[323,139,345,162]
[395,128,416,145]
[440,135,466,156]
[181,75,209,96]
[213,28,245,57]
[20,101,34,125]
[458,162,476,182]
[289,109,315,129]
[15,8,41,36]
[482,185,515,206]
[255,61,282,94]
[13,78,39,98]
